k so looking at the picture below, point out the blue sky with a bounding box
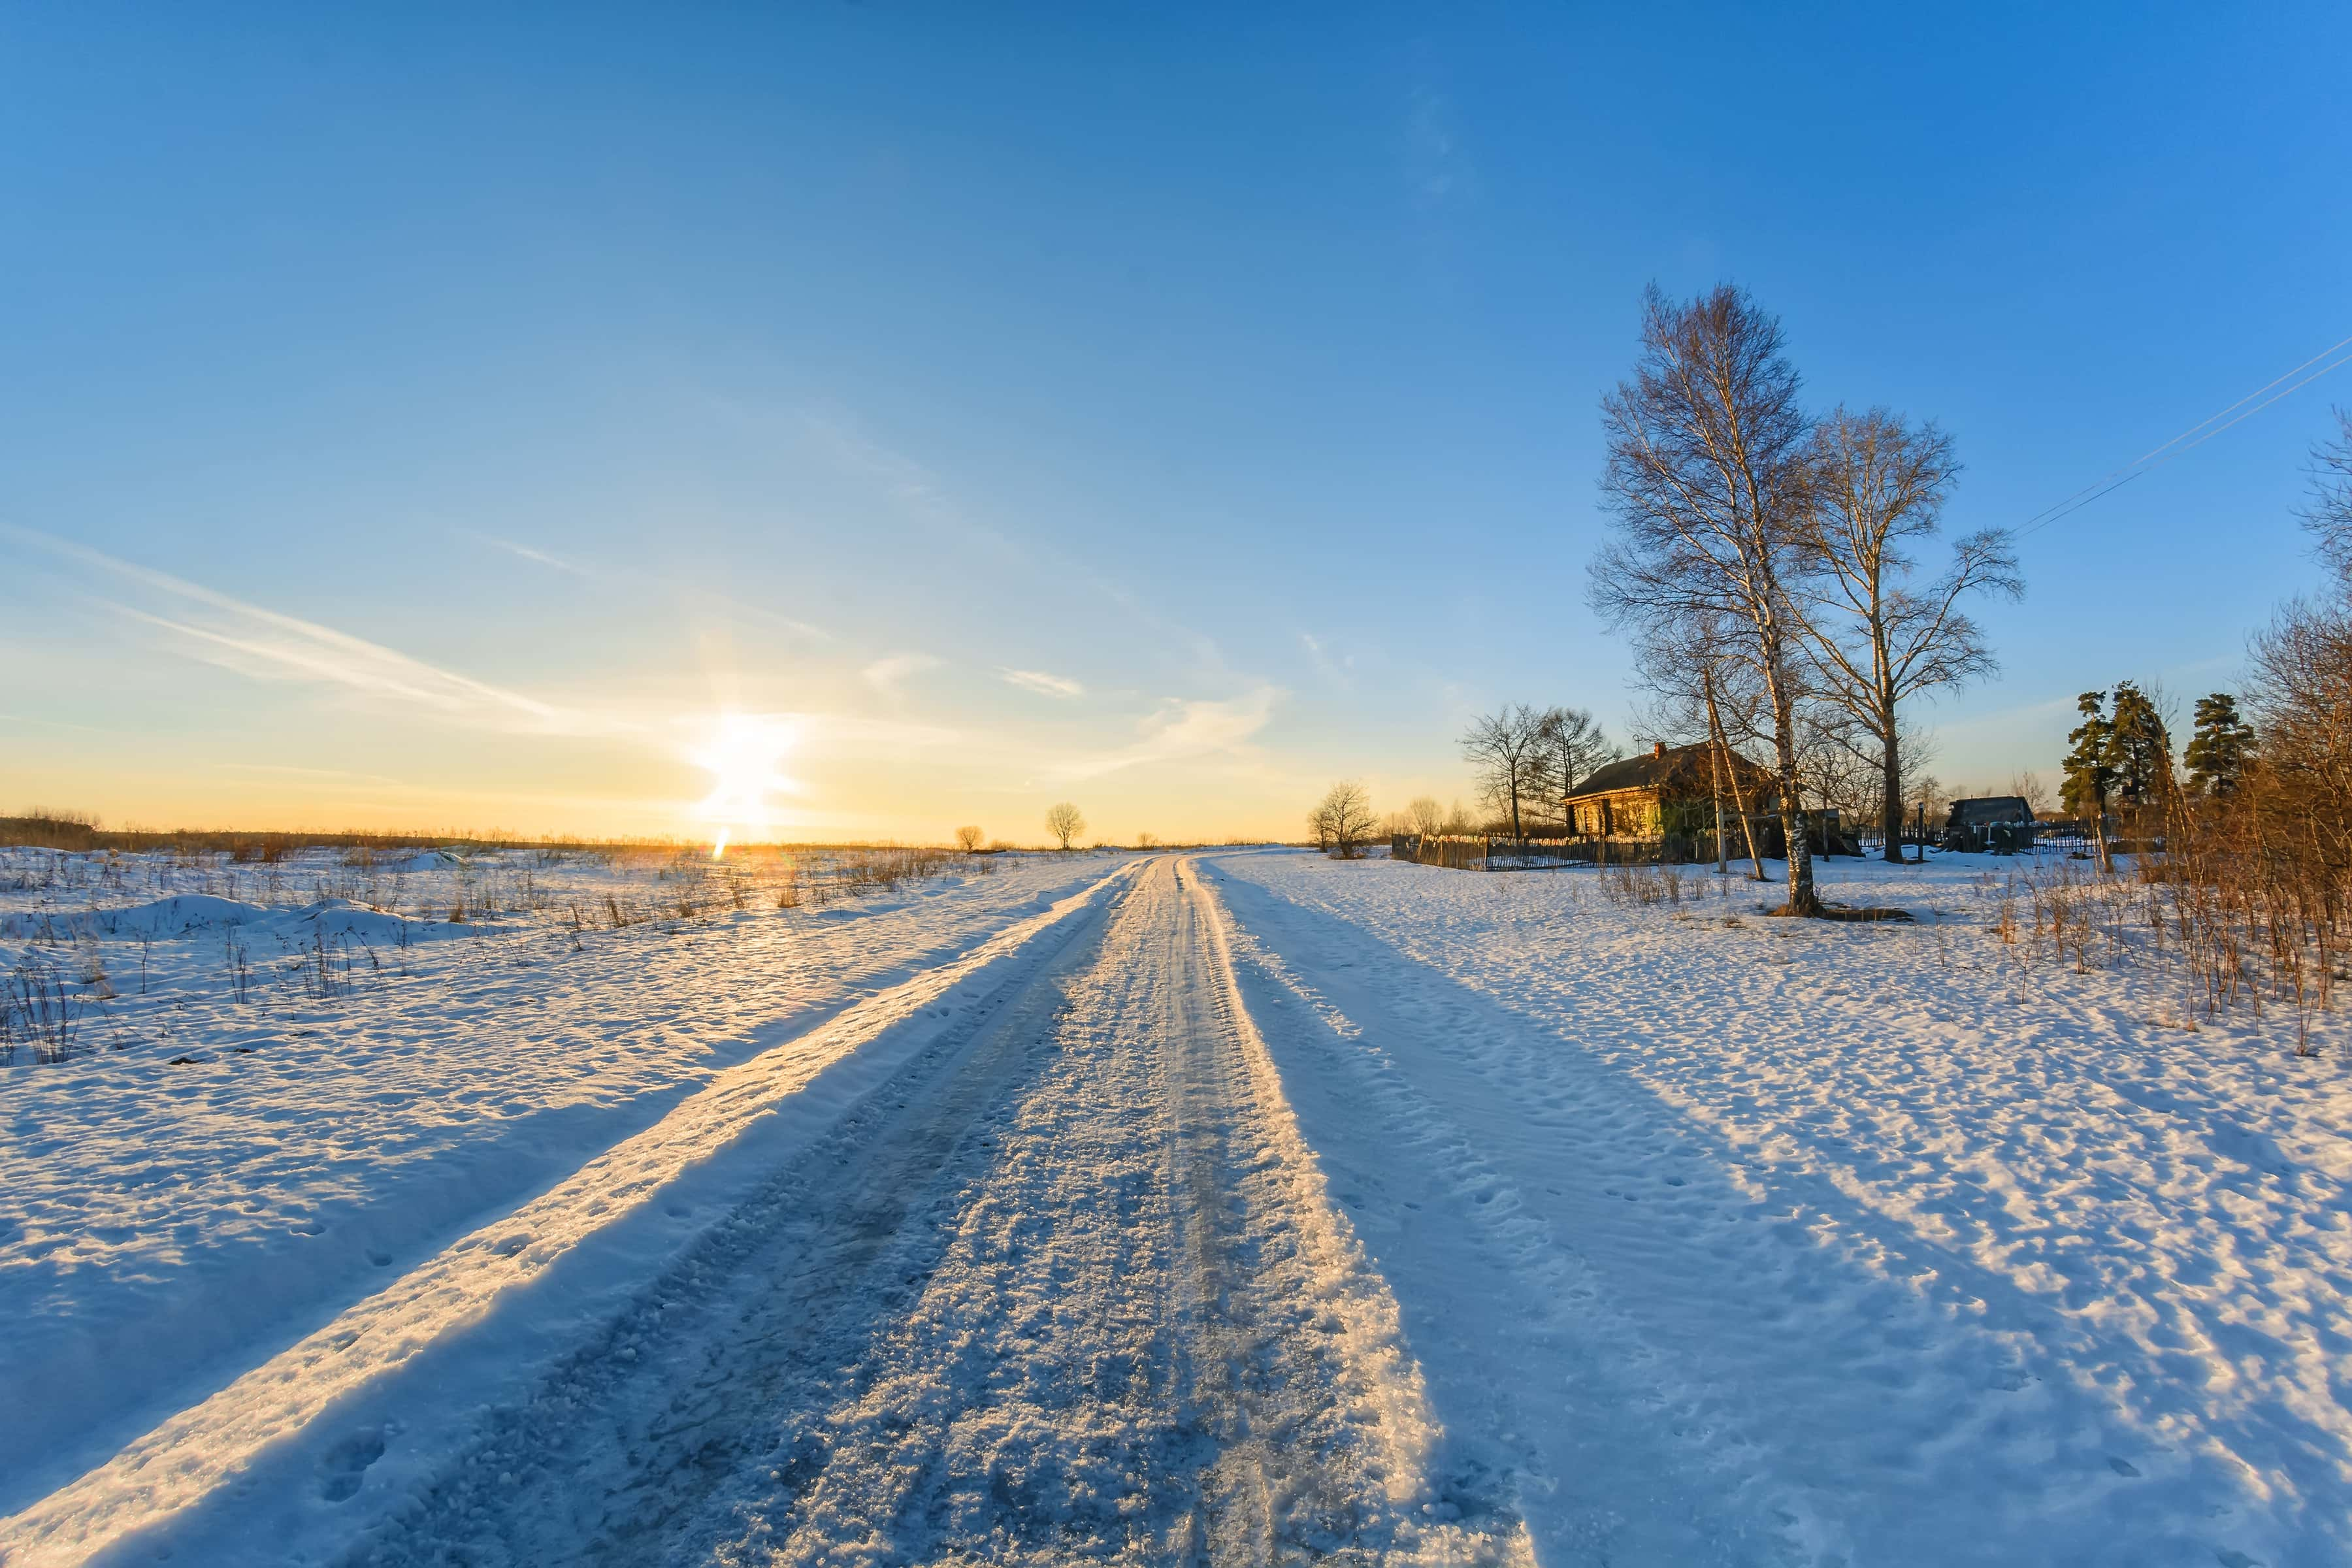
[5,3,2348,841]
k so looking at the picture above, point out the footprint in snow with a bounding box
[318,1429,385,1502]
[2108,1456,2141,1477]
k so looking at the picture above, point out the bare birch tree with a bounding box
[1790,407,2019,862]
[1591,284,1823,913]
[1461,704,1548,840]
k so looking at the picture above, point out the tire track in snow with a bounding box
[335,857,1524,1565]
[2,860,1146,1568]
[686,856,1525,1563]
[342,858,1151,1567]
[1175,858,1531,1565]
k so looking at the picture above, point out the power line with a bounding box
[2017,333,2352,538]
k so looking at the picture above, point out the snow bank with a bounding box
[1201,849,2352,1568]
[375,850,458,872]
[1,894,482,945]
[3,893,263,939]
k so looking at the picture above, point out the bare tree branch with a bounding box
[1787,406,2019,860]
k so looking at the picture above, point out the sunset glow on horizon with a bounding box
[691,713,801,858]
[5,7,2345,845]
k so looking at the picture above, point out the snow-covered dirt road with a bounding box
[5,857,1526,1567]
[10,845,2347,1567]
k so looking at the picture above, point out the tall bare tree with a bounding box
[1460,704,1548,840]
[1592,284,1823,913]
[1538,707,1617,828]
[1790,407,2019,862]
[1044,802,1085,851]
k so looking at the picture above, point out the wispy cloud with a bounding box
[5,525,643,741]
[862,651,943,695]
[453,525,834,644]
[1298,631,1354,687]
[1052,685,1282,781]
[707,599,834,644]
[457,529,593,578]
[803,410,1234,677]
[1405,84,1475,206]
[1000,667,1085,700]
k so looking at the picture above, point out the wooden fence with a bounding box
[1396,818,1872,872]
[1391,833,1682,870]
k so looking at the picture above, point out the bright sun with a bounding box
[689,713,800,857]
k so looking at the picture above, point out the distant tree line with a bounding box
[2040,410,2351,1046]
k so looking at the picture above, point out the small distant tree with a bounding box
[2009,770,2055,818]
[2183,694,2255,798]
[1045,802,1085,850]
[1135,830,1160,850]
[1914,772,1951,828]
[1461,704,1548,840]
[1309,781,1379,858]
[1407,796,1445,836]
[954,825,984,853]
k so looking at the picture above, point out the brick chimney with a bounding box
[1653,740,1666,759]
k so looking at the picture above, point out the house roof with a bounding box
[1946,796,2035,826]
[1565,742,1772,802]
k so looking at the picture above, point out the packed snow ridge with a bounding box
[2,842,2345,1566]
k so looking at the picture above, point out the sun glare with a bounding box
[689,713,800,858]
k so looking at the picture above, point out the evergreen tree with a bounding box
[2183,693,2256,797]
[2102,681,2174,808]
[2060,691,2114,821]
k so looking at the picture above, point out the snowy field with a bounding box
[1204,850,2352,1567]
[3,843,2346,1566]
[0,845,1110,1533]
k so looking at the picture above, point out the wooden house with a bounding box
[1564,742,1778,838]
